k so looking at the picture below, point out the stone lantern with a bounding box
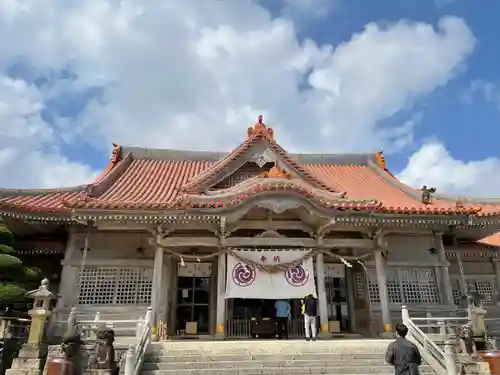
[6,278,59,375]
[25,278,59,348]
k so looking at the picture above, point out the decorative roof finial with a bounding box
[246,115,274,140]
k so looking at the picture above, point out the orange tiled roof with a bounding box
[477,232,500,247]
[1,117,500,217]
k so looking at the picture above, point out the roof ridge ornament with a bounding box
[111,143,121,164]
[375,150,386,170]
[421,186,436,204]
[247,115,274,140]
[260,164,291,179]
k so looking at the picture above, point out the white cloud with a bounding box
[0,0,476,188]
[397,141,500,196]
[0,75,96,188]
[464,79,500,109]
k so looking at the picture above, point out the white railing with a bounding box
[49,308,149,340]
[402,305,457,375]
[124,307,153,375]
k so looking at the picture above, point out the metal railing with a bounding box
[124,307,153,375]
[402,305,457,375]
[225,318,305,338]
[226,319,251,338]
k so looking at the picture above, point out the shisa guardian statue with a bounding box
[88,327,118,375]
[454,293,488,360]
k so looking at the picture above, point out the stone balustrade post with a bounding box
[401,305,410,324]
[124,345,135,375]
[145,306,153,326]
[136,317,145,337]
[67,307,77,334]
[0,318,6,339]
[444,340,457,375]
[438,320,446,337]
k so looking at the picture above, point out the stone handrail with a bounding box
[52,308,148,339]
[124,307,153,375]
[402,305,457,375]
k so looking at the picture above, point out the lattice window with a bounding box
[467,279,495,307]
[452,278,462,306]
[387,268,402,304]
[75,267,153,305]
[368,267,439,305]
[354,274,366,299]
[367,272,379,303]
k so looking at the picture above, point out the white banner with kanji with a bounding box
[225,250,317,299]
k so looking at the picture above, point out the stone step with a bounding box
[145,353,387,363]
[149,340,391,356]
[141,366,435,375]
[143,360,434,371]
[143,340,436,374]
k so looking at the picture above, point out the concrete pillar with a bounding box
[156,255,170,338]
[493,259,500,301]
[374,250,391,334]
[315,253,331,338]
[435,233,454,305]
[215,252,226,339]
[457,254,468,297]
[56,230,78,310]
[168,257,178,337]
[151,246,164,322]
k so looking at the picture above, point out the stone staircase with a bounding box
[142,339,437,375]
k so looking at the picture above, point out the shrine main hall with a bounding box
[2,116,500,339]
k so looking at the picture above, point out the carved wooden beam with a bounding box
[158,236,374,249]
[226,220,314,235]
[159,237,219,247]
[323,238,374,249]
[95,223,153,231]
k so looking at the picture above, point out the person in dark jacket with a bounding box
[301,293,317,341]
[385,324,422,375]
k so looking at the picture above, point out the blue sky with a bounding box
[280,0,500,172]
[1,0,500,195]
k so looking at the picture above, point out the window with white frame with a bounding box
[367,267,439,305]
[75,266,153,305]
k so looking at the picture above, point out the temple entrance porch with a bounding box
[170,252,355,340]
[226,298,304,339]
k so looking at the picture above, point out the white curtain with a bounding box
[225,250,317,299]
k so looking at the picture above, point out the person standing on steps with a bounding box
[301,293,317,341]
[274,299,291,339]
[385,323,422,375]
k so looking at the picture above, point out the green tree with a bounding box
[0,219,41,308]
